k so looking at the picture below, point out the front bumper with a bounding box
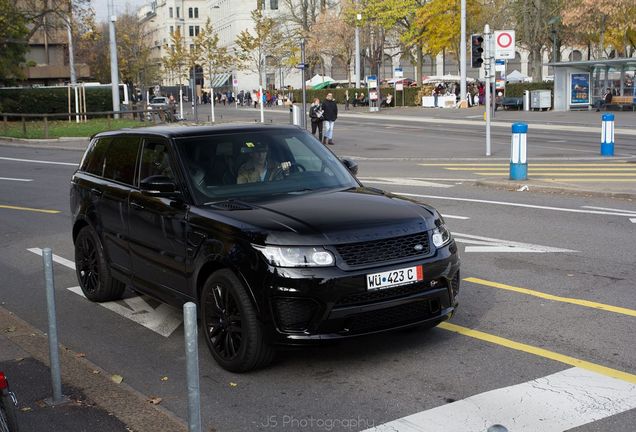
[257,241,460,345]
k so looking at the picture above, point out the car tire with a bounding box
[74,225,125,302]
[201,269,275,372]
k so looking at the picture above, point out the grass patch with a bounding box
[0,117,152,139]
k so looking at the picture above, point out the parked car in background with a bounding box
[70,124,460,372]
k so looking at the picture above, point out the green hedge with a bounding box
[0,87,114,114]
[291,86,427,107]
[504,82,554,97]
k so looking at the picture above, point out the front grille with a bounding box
[273,298,318,332]
[335,232,430,267]
[450,271,460,297]
[345,300,437,333]
[335,282,432,307]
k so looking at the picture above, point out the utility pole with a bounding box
[66,9,79,123]
[300,38,307,129]
[108,0,121,118]
[460,0,467,105]
[355,11,361,89]
[484,24,492,157]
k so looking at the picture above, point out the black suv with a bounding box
[71,125,460,372]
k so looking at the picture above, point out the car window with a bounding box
[139,139,175,183]
[82,137,111,176]
[102,136,141,185]
[175,129,358,203]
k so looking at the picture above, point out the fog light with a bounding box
[430,280,438,287]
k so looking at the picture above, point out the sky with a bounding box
[92,0,146,22]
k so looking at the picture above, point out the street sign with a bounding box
[394,67,403,78]
[154,85,160,94]
[494,30,515,59]
[232,78,238,87]
[296,63,308,69]
[367,75,377,89]
[495,59,506,72]
[396,82,404,91]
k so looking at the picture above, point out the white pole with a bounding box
[108,0,121,119]
[210,86,215,122]
[179,86,184,120]
[355,13,361,89]
[484,24,492,157]
[460,0,467,104]
[259,85,264,123]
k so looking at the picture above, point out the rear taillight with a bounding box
[0,372,7,390]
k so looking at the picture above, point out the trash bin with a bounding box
[523,90,530,111]
[530,90,551,111]
[290,104,302,126]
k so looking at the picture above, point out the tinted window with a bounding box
[82,138,111,176]
[139,139,175,183]
[102,137,141,185]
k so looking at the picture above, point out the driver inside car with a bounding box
[237,141,277,184]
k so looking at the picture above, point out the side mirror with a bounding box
[140,175,179,196]
[342,158,359,176]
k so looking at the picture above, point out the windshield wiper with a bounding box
[203,199,254,210]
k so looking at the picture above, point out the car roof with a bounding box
[92,124,304,140]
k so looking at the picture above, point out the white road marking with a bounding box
[440,214,469,220]
[0,156,77,166]
[365,367,636,432]
[0,177,32,182]
[27,248,182,337]
[453,232,576,253]
[395,192,636,218]
[28,247,76,269]
[631,218,636,224]
[359,177,452,188]
[582,205,636,214]
[67,287,182,338]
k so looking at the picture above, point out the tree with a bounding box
[0,0,29,82]
[198,19,234,90]
[562,0,636,57]
[234,8,289,87]
[412,0,482,74]
[308,8,355,83]
[163,27,189,87]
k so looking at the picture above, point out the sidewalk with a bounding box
[0,306,187,432]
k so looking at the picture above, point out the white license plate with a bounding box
[366,265,423,290]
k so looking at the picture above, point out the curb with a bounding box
[474,178,636,200]
[0,306,188,432]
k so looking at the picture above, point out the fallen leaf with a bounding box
[5,326,16,333]
[111,374,124,384]
[160,376,169,381]
[92,370,101,374]
[229,382,238,387]
[20,407,32,412]
[147,396,163,405]
[15,357,24,362]
[75,353,86,358]
[567,274,574,277]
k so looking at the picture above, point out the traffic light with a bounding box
[471,34,484,68]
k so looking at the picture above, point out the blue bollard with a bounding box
[509,122,528,180]
[601,113,614,156]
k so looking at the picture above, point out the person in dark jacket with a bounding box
[309,98,324,143]
[322,93,338,145]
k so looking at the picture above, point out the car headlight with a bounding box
[432,224,452,248]
[255,245,335,267]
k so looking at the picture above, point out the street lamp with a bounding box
[355,12,361,89]
[548,16,560,63]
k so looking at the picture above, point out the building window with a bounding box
[188,7,193,18]
[194,8,199,18]
[169,7,173,18]
[189,44,194,52]
[270,0,278,10]
[189,26,194,37]
[176,7,180,18]
[194,26,200,36]
[170,26,174,35]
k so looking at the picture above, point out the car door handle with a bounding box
[130,202,144,210]
[90,188,103,197]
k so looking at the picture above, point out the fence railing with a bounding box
[1,108,177,139]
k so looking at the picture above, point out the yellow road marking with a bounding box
[447,167,636,171]
[0,204,60,214]
[439,322,636,384]
[464,277,636,317]
[475,172,636,177]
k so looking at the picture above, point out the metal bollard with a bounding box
[42,248,68,406]
[509,122,528,181]
[183,302,202,432]
[601,113,615,156]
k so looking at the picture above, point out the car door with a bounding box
[128,137,189,302]
[83,136,140,280]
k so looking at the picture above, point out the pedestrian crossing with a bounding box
[418,162,636,182]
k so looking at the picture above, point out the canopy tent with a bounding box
[306,74,334,89]
[505,70,531,83]
[422,75,475,84]
[208,72,232,88]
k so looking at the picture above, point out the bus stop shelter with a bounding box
[550,58,636,111]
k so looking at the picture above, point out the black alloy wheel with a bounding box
[201,270,274,372]
[74,226,125,302]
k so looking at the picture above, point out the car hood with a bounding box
[193,188,439,245]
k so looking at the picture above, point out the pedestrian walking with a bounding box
[345,89,350,111]
[322,93,338,145]
[309,98,325,143]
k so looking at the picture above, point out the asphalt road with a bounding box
[1,114,635,432]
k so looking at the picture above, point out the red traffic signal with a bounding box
[471,35,484,68]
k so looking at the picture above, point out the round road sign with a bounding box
[497,32,513,49]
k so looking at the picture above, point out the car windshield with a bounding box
[152,97,167,103]
[175,129,359,204]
